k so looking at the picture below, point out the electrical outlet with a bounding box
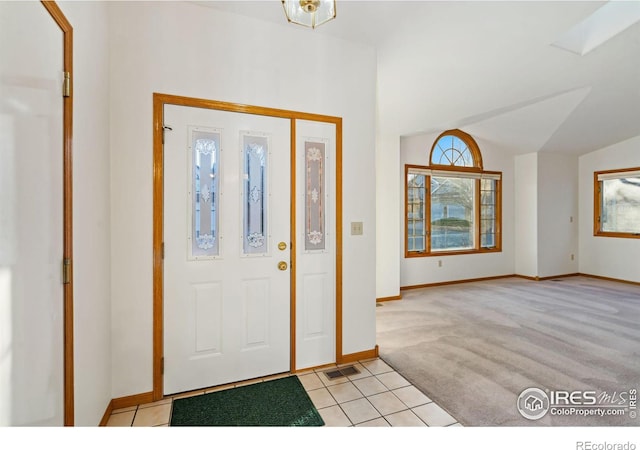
[351,222,363,236]
[438,260,442,267]
[571,254,574,261]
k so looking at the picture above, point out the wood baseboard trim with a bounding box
[295,346,382,373]
[111,391,154,411]
[294,362,338,373]
[514,274,538,281]
[338,345,379,364]
[515,273,582,281]
[400,272,638,292]
[99,400,114,426]
[538,273,579,281]
[401,274,514,291]
[376,295,402,302]
[100,391,155,425]
[580,273,640,286]
[401,272,587,289]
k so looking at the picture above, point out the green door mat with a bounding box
[170,375,325,427]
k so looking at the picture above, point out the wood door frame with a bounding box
[152,93,343,400]
[40,1,74,425]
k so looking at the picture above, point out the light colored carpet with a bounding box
[375,276,640,426]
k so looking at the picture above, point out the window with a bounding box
[594,167,640,238]
[405,129,502,256]
[407,172,426,252]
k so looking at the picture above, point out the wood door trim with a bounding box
[289,118,297,372]
[41,0,74,426]
[152,93,343,399]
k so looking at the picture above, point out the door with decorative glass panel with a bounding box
[163,105,291,395]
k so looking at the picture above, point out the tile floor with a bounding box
[105,358,462,427]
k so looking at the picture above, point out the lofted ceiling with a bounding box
[195,0,640,155]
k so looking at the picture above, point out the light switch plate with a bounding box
[351,222,363,235]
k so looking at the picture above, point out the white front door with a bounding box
[163,105,291,395]
[0,1,64,425]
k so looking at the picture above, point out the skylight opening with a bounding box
[552,0,640,56]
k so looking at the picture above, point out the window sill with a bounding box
[594,231,640,239]
[405,247,502,258]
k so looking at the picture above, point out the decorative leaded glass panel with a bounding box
[242,133,269,255]
[190,129,220,258]
[305,141,326,251]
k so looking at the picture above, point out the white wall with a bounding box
[514,152,579,279]
[579,135,640,283]
[514,153,538,277]
[375,131,401,298]
[374,32,405,301]
[108,1,377,397]
[59,1,112,426]
[537,152,579,278]
[399,132,515,287]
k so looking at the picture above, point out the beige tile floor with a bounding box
[106,358,462,427]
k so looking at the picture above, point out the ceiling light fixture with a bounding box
[281,0,336,29]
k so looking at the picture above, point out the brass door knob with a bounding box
[278,261,288,271]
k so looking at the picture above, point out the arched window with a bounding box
[405,129,501,256]
[429,129,483,169]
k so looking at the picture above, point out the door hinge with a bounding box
[63,72,71,98]
[161,357,164,375]
[162,242,165,259]
[62,258,72,285]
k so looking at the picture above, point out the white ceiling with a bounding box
[196,0,640,155]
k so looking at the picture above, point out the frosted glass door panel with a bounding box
[190,128,220,259]
[242,133,269,255]
[305,141,327,251]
